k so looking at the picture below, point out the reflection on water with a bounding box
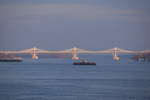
[0,55,150,100]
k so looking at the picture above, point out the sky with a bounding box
[0,0,150,50]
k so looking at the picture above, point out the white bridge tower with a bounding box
[71,47,79,60]
[32,47,39,60]
[112,48,120,61]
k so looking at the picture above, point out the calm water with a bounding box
[0,55,150,100]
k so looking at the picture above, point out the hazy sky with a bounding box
[0,0,150,50]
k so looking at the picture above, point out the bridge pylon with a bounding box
[112,48,120,61]
[71,47,79,60]
[32,47,39,60]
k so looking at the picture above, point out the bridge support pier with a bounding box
[32,54,38,60]
[112,48,120,61]
[72,47,79,60]
[113,55,120,61]
[72,53,79,60]
[32,47,39,60]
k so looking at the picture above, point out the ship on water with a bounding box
[0,54,22,62]
[73,59,96,65]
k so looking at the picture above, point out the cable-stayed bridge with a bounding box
[0,47,149,60]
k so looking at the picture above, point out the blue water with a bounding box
[0,55,150,100]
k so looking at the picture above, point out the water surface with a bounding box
[0,55,150,100]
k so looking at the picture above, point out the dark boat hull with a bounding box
[0,59,22,62]
[73,62,96,65]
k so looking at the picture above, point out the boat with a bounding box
[73,59,96,65]
[0,54,23,62]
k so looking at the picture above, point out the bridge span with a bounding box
[0,47,149,60]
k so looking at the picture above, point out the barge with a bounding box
[73,59,96,65]
[0,55,22,62]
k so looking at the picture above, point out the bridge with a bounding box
[0,47,149,60]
